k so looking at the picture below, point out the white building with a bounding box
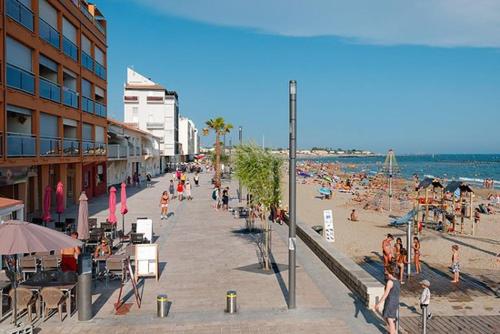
[123,68,179,170]
[107,119,161,187]
[178,117,198,161]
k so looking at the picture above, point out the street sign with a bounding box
[323,210,335,242]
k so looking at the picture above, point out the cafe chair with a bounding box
[65,218,76,233]
[131,222,137,233]
[40,287,67,321]
[88,218,98,230]
[105,257,126,286]
[41,256,59,271]
[9,288,38,323]
[34,251,51,257]
[20,256,38,280]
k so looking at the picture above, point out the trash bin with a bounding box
[157,294,168,318]
[226,290,237,314]
[312,225,323,235]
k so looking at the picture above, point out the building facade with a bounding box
[0,0,108,220]
[123,68,179,170]
[107,119,160,187]
[178,116,197,161]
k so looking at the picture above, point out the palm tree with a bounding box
[204,117,233,186]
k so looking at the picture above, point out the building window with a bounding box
[81,34,93,71]
[6,37,34,94]
[6,105,35,157]
[81,79,94,114]
[6,0,34,31]
[94,86,106,117]
[147,96,164,103]
[62,17,78,61]
[82,123,93,155]
[95,126,106,155]
[124,95,138,103]
[94,47,106,80]
[63,69,78,109]
[39,113,60,156]
[39,0,59,49]
[39,54,61,103]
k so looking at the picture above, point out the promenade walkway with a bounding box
[27,173,382,333]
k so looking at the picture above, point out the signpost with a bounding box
[323,210,335,242]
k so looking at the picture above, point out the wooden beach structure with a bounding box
[443,181,474,234]
[379,149,400,212]
[414,177,444,226]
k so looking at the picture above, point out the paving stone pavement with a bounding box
[1,173,383,333]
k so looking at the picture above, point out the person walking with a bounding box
[451,245,460,283]
[160,191,169,220]
[169,180,175,199]
[222,187,229,211]
[194,173,200,187]
[413,237,421,274]
[185,180,192,200]
[419,279,432,320]
[177,181,184,201]
[375,265,401,334]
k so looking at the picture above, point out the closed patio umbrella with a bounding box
[120,182,128,233]
[0,220,82,325]
[42,185,52,224]
[77,192,89,240]
[107,186,117,224]
[56,181,64,224]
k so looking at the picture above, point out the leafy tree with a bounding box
[204,117,233,186]
[234,144,283,269]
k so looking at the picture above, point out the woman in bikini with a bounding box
[413,237,421,274]
[160,191,169,220]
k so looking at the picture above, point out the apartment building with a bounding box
[178,116,198,161]
[107,118,161,187]
[123,68,179,171]
[0,0,108,219]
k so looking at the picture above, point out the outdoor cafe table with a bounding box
[19,271,78,319]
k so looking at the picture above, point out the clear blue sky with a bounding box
[99,0,500,154]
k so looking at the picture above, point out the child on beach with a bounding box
[394,237,403,260]
[397,248,408,283]
[419,279,432,319]
[451,245,460,283]
[159,191,169,220]
[413,237,421,274]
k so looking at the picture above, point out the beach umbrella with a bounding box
[107,186,117,224]
[120,182,128,233]
[77,192,89,240]
[0,220,82,325]
[55,181,64,224]
[42,185,52,224]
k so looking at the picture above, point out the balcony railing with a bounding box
[146,122,164,130]
[94,102,106,117]
[7,63,35,94]
[95,142,106,156]
[39,18,60,49]
[81,51,94,72]
[7,132,36,157]
[63,138,80,156]
[6,0,34,31]
[108,144,127,159]
[63,87,79,108]
[39,77,61,103]
[82,96,94,114]
[63,36,78,62]
[82,140,94,155]
[39,136,61,156]
[94,62,106,80]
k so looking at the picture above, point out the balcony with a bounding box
[81,51,94,72]
[108,144,128,160]
[6,0,34,31]
[63,87,79,109]
[39,136,61,156]
[82,96,94,114]
[146,122,164,130]
[82,140,94,156]
[63,138,80,156]
[94,62,106,80]
[39,18,60,49]
[39,77,61,103]
[63,36,78,62]
[7,132,36,157]
[94,102,106,117]
[95,142,106,156]
[6,64,35,94]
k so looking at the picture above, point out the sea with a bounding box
[305,154,500,189]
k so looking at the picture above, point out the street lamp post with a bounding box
[238,126,243,203]
[288,80,297,309]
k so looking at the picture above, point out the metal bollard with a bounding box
[226,290,237,314]
[422,305,428,334]
[157,294,169,318]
